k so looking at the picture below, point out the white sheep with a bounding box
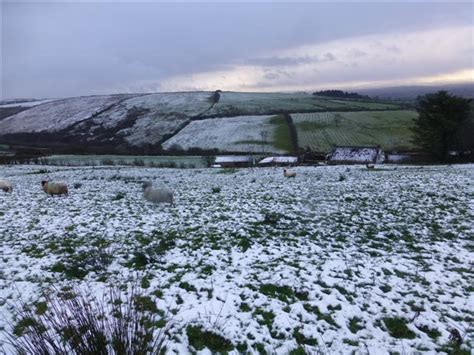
[143,182,174,206]
[0,179,13,193]
[283,169,296,178]
[41,180,69,197]
[366,163,375,170]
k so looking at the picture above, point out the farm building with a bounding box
[258,156,298,167]
[214,156,254,168]
[328,146,385,164]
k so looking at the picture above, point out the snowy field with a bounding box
[0,95,137,134]
[77,92,215,146]
[0,99,58,109]
[207,92,401,116]
[0,164,473,354]
[207,92,325,116]
[162,115,286,153]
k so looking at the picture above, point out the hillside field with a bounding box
[291,110,417,152]
[162,115,293,153]
[0,91,412,154]
[206,92,401,116]
[1,164,472,354]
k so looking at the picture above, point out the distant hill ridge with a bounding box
[0,85,471,155]
[357,83,474,100]
[0,91,408,154]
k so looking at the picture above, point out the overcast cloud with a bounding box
[1,1,473,99]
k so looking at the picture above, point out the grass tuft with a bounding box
[186,325,234,352]
[383,317,416,339]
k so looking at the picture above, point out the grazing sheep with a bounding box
[0,179,13,193]
[283,169,296,178]
[143,182,174,206]
[366,163,375,169]
[41,181,68,197]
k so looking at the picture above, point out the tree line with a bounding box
[312,90,370,100]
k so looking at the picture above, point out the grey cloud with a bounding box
[386,45,402,54]
[263,72,280,80]
[262,69,293,81]
[2,2,472,98]
[248,55,318,67]
[348,49,368,58]
[370,41,402,54]
[247,52,336,67]
[324,52,336,61]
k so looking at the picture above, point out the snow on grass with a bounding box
[121,92,213,116]
[0,95,136,134]
[162,115,288,153]
[0,92,213,146]
[0,164,473,353]
[0,99,58,108]
[86,92,214,130]
[85,92,215,146]
[207,92,326,116]
[208,92,401,117]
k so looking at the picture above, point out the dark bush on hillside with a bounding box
[125,106,150,121]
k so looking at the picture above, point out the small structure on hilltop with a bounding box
[214,156,254,168]
[258,156,298,167]
[328,146,385,165]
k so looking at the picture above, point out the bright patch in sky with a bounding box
[2,2,473,98]
[159,26,474,92]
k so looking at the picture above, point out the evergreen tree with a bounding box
[413,91,470,161]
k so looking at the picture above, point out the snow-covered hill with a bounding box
[162,115,286,153]
[83,92,213,146]
[0,91,406,154]
[0,92,215,151]
[0,95,135,134]
[0,99,58,108]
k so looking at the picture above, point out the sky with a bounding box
[1,1,473,99]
